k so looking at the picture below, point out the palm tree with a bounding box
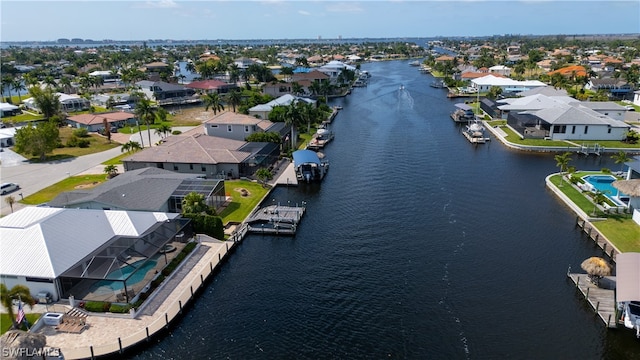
[155,123,172,138]
[0,284,34,330]
[284,102,302,149]
[4,195,16,213]
[611,150,631,173]
[121,140,142,153]
[181,191,207,214]
[554,151,572,186]
[255,168,273,187]
[2,75,14,100]
[58,76,73,94]
[291,82,304,96]
[134,98,156,146]
[225,89,242,112]
[591,190,607,216]
[28,87,61,119]
[202,92,225,115]
[104,164,118,179]
[11,78,25,103]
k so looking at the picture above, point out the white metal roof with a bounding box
[0,207,178,279]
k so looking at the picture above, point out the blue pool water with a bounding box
[583,175,620,196]
[91,259,158,293]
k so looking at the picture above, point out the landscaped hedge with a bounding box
[161,241,197,277]
[109,303,132,313]
[84,301,111,312]
[183,213,224,239]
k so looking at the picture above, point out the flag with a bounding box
[16,301,25,325]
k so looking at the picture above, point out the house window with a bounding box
[584,126,588,134]
[227,125,232,132]
[211,125,218,128]
[189,164,194,170]
[608,127,612,134]
[245,125,250,132]
[201,165,206,172]
[173,164,178,171]
[571,126,576,134]
[552,125,566,134]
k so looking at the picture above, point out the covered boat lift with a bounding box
[617,252,640,336]
[292,150,328,183]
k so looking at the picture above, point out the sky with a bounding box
[1,1,639,42]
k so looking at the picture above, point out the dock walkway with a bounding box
[567,272,618,328]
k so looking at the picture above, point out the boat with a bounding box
[462,120,489,144]
[307,127,334,150]
[399,84,404,90]
[409,60,420,66]
[616,253,640,338]
[450,103,475,123]
[430,80,445,89]
[419,65,431,74]
[292,149,329,183]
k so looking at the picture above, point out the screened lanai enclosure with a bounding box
[58,217,192,304]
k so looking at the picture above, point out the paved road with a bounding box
[0,127,196,216]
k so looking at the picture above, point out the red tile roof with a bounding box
[67,112,135,125]
[186,79,231,90]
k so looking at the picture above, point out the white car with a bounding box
[0,183,19,195]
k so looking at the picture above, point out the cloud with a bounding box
[298,10,311,15]
[139,0,179,9]
[325,2,364,13]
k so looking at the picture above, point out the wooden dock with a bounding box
[307,131,334,150]
[567,272,618,328]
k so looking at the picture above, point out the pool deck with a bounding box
[34,235,240,359]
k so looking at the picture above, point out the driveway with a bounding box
[0,126,195,217]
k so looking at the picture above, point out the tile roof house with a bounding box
[66,111,136,132]
[203,111,283,140]
[122,127,281,179]
[186,79,239,94]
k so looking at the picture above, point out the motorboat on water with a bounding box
[463,120,489,144]
[620,301,640,337]
[292,149,329,183]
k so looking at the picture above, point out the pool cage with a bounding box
[58,217,191,304]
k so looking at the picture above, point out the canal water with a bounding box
[132,60,640,359]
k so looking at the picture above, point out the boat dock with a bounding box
[307,130,334,150]
[246,204,306,235]
[567,272,618,328]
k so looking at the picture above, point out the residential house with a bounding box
[584,78,633,100]
[66,111,136,132]
[471,75,547,94]
[498,94,629,140]
[48,167,226,213]
[0,206,189,303]
[142,61,171,81]
[186,79,238,95]
[0,102,20,117]
[23,93,90,113]
[263,81,294,98]
[203,112,277,140]
[489,65,511,77]
[135,80,198,106]
[122,127,281,179]
[89,70,120,83]
[316,61,356,84]
[248,94,316,120]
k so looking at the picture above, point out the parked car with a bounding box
[0,182,19,195]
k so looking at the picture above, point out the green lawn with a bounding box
[500,126,571,147]
[219,180,269,224]
[0,313,42,335]
[549,173,640,251]
[17,127,120,162]
[21,174,106,205]
[102,151,135,165]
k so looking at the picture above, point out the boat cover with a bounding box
[455,103,472,111]
[293,150,321,166]
[617,252,640,302]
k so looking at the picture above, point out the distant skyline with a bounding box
[1,1,639,42]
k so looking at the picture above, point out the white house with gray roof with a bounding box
[248,94,316,120]
[499,94,630,140]
[471,75,547,94]
[204,112,278,141]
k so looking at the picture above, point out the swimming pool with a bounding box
[582,175,627,206]
[90,258,158,294]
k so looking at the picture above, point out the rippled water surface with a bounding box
[132,60,640,359]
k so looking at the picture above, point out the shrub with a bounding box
[601,168,611,174]
[84,301,109,312]
[66,135,79,147]
[570,175,585,184]
[77,138,90,148]
[172,130,182,135]
[72,128,89,137]
[109,303,132,313]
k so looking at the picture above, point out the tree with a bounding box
[0,284,35,330]
[4,195,16,213]
[255,168,273,187]
[226,89,243,113]
[591,190,607,216]
[611,150,630,173]
[14,120,60,161]
[554,151,572,186]
[245,131,282,143]
[181,191,208,214]
[121,140,142,153]
[155,123,172,138]
[11,78,25,103]
[28,87,61,119]
[134,98,156,147]
[104,164,118,179]
[102,118,111,143]
[203,92,225,115]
